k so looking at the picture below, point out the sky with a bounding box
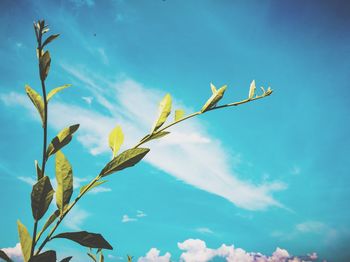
[0,0,350,261]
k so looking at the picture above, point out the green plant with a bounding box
[0,20,273,262]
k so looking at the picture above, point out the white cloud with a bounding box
[136,210,147,218]
[138,239,317,262]
[69,0,95,7]
[0,68,287,211]
[1,243,23,262]
[195,227,213,234]
[63,205,90,230]
[296,221,327,233]
[121,214,137,223]
[138,248,171,262]
[82,96,93,105]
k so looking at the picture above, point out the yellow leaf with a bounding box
[109,125,124,158]
[248,80,256,99]
[175,109,185,121]
[151,94,172,133]
[47,84,72,102]
[201,84,227,112]
[25,85,45,126]
[17,220,32,262]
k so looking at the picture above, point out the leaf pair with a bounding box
[201,83,227,112]
[25,85,72,126]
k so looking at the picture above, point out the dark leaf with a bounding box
[0,250,13,262]
[39,51,51,81]
[29,250,56,262]
[31,176,54,220]
[60,256,73,262]
[52,231,113,250]
[46,124,80,158]
[42,34,60,48]
[100,148,150,177]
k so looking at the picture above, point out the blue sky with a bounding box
[0,0,350,261]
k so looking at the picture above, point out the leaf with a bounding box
[99,252,104,262]
[175,109,185,121]
[35,160,43,180]
[46,124,80,158]
[25,85,45,126]
[151,94,172,133]
[109,125,124,158]
[87,253,97,262]
[140,131,170,143]
[100,148,150,177]
[29,250,56,262]
[17,220,32,262]
[39,51,51,80]
[0,250,13,262]
[201,83,227,113]
[42,34,60,48]
[80,180,108,194]
[52,231,113,250]
[47,84,72,102]
[36,210,59,242]
[55,151,73,216]
[31,176,54,220]
[248,80,256,99]
[60,257,73,262]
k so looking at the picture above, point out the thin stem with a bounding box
[30,221,38,257]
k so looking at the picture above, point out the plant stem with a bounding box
[30,220,38,257]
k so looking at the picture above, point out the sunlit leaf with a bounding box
[175,109,185,121]
[55,151,73,216]
[248,80,256,99]
[31,176,54,220]
[39,51,51,80]
[59,256,73,262]
[80,180,108,194]
[0,250,13,262]
[29,250,56,262]
[47,84,72,102]
[35,160,43,180]
[151,94,172,133]
[127,255,133,262]
[109,125,124,158]
[52,231,113,250]
[36,210,59,242]
[17,220,32,262]
[201,83,227,113]
[100,148,150,177]
[42,34,60,48]
[46,124,80,158]
[25,85,45,126]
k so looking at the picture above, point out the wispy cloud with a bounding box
[63,205,90,230]
[68,0,95,8]
[195,227,213,234]
[136,210,147,218]
[121,214,137,223]
[17,176,36,186]
[0,66,287,211]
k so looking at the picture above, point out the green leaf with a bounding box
[42,34,60,48]
[109,125,124,158]
[31,176,54,220]
[80,180,108,194]
[175,109,185,121]
[140,131,170,144]
[87,253,97,262]
[39,51,51,81]
[52,231,113,250]
[46,124,80,158]
[29,250,56,262]
[100,148,150,177]
[25,85,45,126]
[0,250,13,262]
[99,252,104,262]
[47,84,72,102]
[36,210,59,242]
[55,151,73,216]
[201,83,227,113]
[248,80,256,99]
[17,220,32,262]
[151,94,172,133]
[35,160,43,180]
[60,257,73,262]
